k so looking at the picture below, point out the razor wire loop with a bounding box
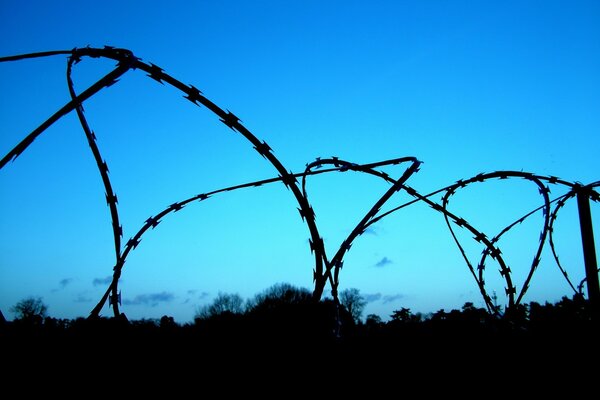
[1,47,598,319]
[301,157,422,299]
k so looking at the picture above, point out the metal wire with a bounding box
[1,47,598,319]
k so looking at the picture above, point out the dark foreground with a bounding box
[2,298,598,391]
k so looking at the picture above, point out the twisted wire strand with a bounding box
[1,47,598,319]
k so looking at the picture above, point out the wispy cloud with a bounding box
[382,294,404,304]
[364,293,404,303]
[363,293,382,303]
[52,278,75,293]
[183,290,210,305]
[60,278,73,288]
[93,276,112,287]
[186,290,209,299]
[363,227,377,235]
[74,293,92,303]
[123,292,174,307]
[458,291,475,299]
[197,291,209,300]
[374,257,393,268]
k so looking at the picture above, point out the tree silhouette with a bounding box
[242,283,350,342]
[431,309,447,321]
[159,315,177,329]
[339,288,367,323]
[365,313,382,328]
[246,282,312,313]
[391,307,413,322]
[195,292,245,320]
[10,297,48,323]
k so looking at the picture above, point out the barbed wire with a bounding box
[1,47,598,319]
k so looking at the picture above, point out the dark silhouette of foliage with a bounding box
[390,307,416,323]
[364,313,383,335]
[339,288,367,323]
[1,288,597,385]
[194,292,245,320]
[242,283,351,342]
[365,313,382,326]
[246,282,312,313]
[10,296,48,323]
[159,315,177,329]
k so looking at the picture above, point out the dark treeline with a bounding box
[2,284,598,383]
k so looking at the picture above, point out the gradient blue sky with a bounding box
[1,1,598,322]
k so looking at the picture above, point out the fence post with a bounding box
[576,187,599,317]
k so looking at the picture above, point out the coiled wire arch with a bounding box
[1,46,598,319]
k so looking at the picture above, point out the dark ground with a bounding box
[2,297,598,392]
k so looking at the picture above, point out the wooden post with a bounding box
[576,188,599,316]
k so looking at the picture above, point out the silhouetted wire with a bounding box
[1,47,598,320]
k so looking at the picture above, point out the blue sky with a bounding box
[1,0,598,322]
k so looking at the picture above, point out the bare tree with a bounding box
[339,288,367,323]
[10,297,48,321]
[195,292,244,320]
